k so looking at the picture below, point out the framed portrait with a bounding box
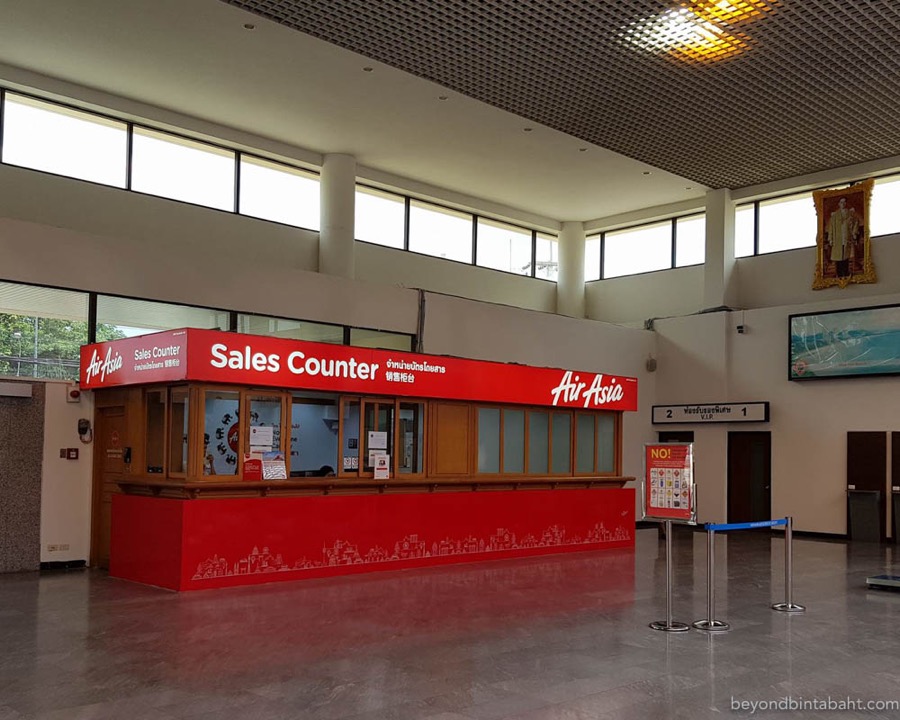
[788,304,900,380]
[812,178,875,289]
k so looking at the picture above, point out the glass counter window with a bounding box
[363,400,394,472]
[168,387,190,476]
[290,393,339,477]
[398,402,425,475]
[203,389,240,475]
[145,389,166,474]
[341,398,361,474]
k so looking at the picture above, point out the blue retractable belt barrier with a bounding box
[705,518,788,532]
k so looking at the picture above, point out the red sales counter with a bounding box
[112,480,634,591]
[83,328,638,591]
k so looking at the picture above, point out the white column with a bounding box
[556,221,586,318]
[703,188,737,311]
[319,153,356,279]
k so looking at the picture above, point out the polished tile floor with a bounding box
[2,527,900,719]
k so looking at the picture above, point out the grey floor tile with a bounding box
[1,530,899,720]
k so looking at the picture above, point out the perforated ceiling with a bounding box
[222,0,900,189]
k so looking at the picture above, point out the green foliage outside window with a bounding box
[0,313,124,380]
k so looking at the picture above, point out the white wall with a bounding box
[655,291,900,534]
[585,265,705,326]
[40,381,93,563]
[736,233,900,309]
[356,241,558,313]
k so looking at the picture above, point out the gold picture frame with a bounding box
[813,178,876,290]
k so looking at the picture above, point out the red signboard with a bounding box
[80,328,638,411]
[642,443,695,523]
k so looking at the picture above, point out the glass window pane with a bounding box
[249,395,282,452]
[145,389,166,475]
[597,414,616,473]
[476,219,532,275]
[0,282,90,381]
[502,409,525,473]
[290,394,338,477]
[477,407,500,473]
[584,235,601,281]
[870,176,900,237]
[735,204,755,257]
[203,390,239,475]
[341,398,360,473]
[398,402,425,474]
[131,128,235,211]
[355,186,405,248]
[2,94,127,187]
[551,412,571,474]
[528,411,549,474]
[349,328,413,351]
[238,314,343,343]
[409,200,472,263]
[535,233,559,281]
[575,414,595,473]
[675,215,705,267]
[97,296,228,337]
[758,193,816,254]
[363,401,393,471]
[239,156,320,229]
[604,221,671,278]
[170,387,190,475]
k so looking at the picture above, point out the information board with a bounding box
[641,443,696,524]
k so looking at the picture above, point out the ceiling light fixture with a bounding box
[523,127,533,132]
[438,95,448,101]
[363,66,373,72]
[618,0,776,63]
[243,23,255,30]
[643,171,652,175]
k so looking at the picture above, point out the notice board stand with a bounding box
[642,443,696,632]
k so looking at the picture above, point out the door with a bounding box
[91,406,126,568]
[727,431,771,523]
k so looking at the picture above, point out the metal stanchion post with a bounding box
[772,516,806,613]
[650,520,690,632]
[693,528,730,631]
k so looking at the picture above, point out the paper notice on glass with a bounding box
[374,453,390,480]
[368,431,388,450]
[250,426,274,448]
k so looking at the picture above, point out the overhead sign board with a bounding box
[652,402,769,425]
[80,328,639,412]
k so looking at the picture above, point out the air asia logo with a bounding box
[550,371,624,408]
[84,347,124,383]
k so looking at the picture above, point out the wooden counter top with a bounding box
[117,476,633,499]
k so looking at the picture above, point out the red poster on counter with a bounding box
[642,443,695,523]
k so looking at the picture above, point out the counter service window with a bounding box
[397,402,425,475]
[477,407,501,473]
[363,399,394,472]
[168,387,190,476]
[503,409,525,473]
[341,398,361,473]
[204,389,240,475]
[290,393,339,476]
[551,412,572,474]
[248,393,283,453]
[527,411,549,474]
[145,389,166,474]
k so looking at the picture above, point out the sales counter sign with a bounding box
[642,443,696,524]
[79,328,639,412]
